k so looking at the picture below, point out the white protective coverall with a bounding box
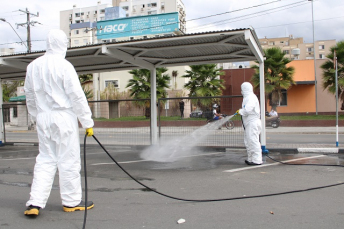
[24,29,94,208]
[238,82,262,164]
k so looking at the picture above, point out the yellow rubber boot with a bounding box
[63,200,94,212]
[24,205,40,216]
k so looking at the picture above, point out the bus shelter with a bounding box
[0,29,267,151]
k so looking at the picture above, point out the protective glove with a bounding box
[236,109,240,115]
[86,128,93,137]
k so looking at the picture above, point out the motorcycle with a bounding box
[265,112,281,128]
[204,111,235,130]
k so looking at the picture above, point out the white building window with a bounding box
[122,6,129,11]
[74,30,79,35]
[83,39,88,44]
[74,40,79,45]
[319,45,325,50]
[100,9,105,14]
[307,47,314,52]
[148,3,157,7]
[75,12,80,17]
[148,10,157,15]
[105,80,119,88]
[319,54,325,59]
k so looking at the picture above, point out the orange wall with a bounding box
[287,60,315,81]
[276,84,316,113]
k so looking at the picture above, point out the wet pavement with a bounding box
[0,144,344,228]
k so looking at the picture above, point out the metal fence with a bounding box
[2,96,245,148]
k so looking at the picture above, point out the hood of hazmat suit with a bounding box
[239,82,260,126]
[24,29,93,129]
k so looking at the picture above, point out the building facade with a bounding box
[221,59,338,115]
[60,0,186,46]
[60,1,113,47]
[259,35,336,60]
[59,0,190,118]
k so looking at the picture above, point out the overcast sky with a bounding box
[0,0,343,53]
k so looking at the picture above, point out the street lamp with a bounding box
[308,0,318,115]
[0,18,28,50]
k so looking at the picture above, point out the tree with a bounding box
[78,74,93,100]
[126,68,171,118]
[321,41,344,109]
[251,47,295,109]
[182,64,225,109]
[82,85,93,100]
[2,80,22,102]
[78,74,93,83]
[172,70,178,89]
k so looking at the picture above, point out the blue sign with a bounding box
[97,12,179,39]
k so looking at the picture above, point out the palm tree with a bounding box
[82,85,93,100]
[172,70,178,89]
[182,64,225,109]
[321,41,344,109]
[2,80,22,102]
[126,67,171,118]
[251,47,295,109]
[78,74,93,83]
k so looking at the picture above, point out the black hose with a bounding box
[90,135,344,203]
[82,134,88,229]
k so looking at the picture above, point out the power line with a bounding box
[0,0,342,48]
[255,16,344,30]
[64,0,308,41]
[187,0,282,22]
[188,0,307,31]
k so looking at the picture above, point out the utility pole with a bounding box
[16,8,40,53]
[308,0,318,115]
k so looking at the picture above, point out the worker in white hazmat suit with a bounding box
[24,29,94,217]
[236,82,262,165]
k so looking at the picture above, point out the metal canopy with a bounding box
[0,28,267,150]
[0,29,263,79]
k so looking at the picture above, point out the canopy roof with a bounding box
[0,28,263,80]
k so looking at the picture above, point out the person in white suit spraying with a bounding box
[236,82,262,165]
[24,29,94,216]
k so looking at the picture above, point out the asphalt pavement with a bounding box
[1,125,344,228]
[3,124,344,153]
[0,142,344,228]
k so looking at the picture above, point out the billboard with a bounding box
[97,12,179,39]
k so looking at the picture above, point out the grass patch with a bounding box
[93,116,209,121]
[280,115,344,120]
[93,115,343,122]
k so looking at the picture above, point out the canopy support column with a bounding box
[150,68,158,145]
[259,61,268,153]
[0,79,3,145]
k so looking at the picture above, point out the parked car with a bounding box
[190,110,203,118]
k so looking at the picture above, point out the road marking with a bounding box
[91,152,224,166]
[223,155,326,173]
[0,157,36,161]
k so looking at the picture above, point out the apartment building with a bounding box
[59,0,190,113]
[113,0,186,34]
[60,0,186,46]
[60,1,113,47]
[0,48,15,55]
[259,35,336,60]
